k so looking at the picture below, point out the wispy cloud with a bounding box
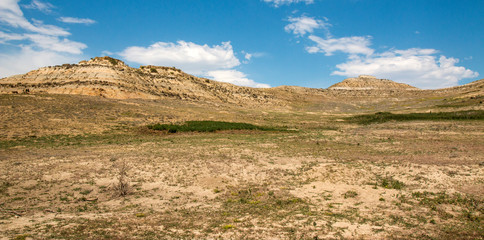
[22,0,54,14]
[306,35,374,56]
[285,15,329,37]
[263,0,314,7]
[0,0,88,77]
[58,17,96,25]
[0,1,69,36]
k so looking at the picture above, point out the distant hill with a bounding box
[1,57,483,109]
[328,75,418,90]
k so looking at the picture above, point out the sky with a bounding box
[0,0,482,89]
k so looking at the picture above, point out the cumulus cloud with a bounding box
[0,46,81,78]
[307,35,374,56]
[206,70,271,88]
[332,48,478,89]
[58,17,96,25]
[120,41,271,88]
[285,14,478,89]
[285,16,329,37]
[120,41,240,74]
[263,0,314,7]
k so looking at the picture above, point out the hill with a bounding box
[1,57,483,111]
[0,57,280,106]
[328,75,419,90]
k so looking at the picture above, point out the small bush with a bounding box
[150,68,157,73]
[0,181,12,195]
[343,190,358,199]
[379,177,405,190]
[113,161,131,197]
[222,224,234,229]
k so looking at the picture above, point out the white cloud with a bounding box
[206,70,271,88]
[285,15,478,89]
[332,48,479,89]
[285,15,328,37]
[0,0,89,77]
[0,0,69,36]
[0,31,26,43]
[0,46,82,78]
[102,50,114,56]
[58,17,96,25]
[22,0,54,13]
[25,34,87,54]
[119,41,241,74]
[120,41,271,88]
[263,0,314,7]
[307,35,374,56]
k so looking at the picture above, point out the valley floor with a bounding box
[0,94,483,239]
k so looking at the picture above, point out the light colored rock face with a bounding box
[0,57,283,106]
[328,75,419,90]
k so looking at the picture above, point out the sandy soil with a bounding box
[0,94,483,239]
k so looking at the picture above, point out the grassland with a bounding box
[0,93,483,239]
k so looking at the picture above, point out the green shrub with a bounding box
[347,110,484,124]
[105,57,119,66]
[379,177,405,190]
[147,121,275,133]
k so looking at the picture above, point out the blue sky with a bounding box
[0,0,482,89]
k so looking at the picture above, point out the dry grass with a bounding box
[0,93,483,239]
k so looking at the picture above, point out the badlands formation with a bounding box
[1,56,483,108]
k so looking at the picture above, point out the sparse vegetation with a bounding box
[348,110,484,124]
[0,89,483,238]
[106,57,119,66]
[148,121,275,133]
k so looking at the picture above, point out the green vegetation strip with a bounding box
[348,110,484,124]
[148,121,275,133]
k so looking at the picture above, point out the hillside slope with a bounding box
[1,57,483,110]
[0,57,280,106]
